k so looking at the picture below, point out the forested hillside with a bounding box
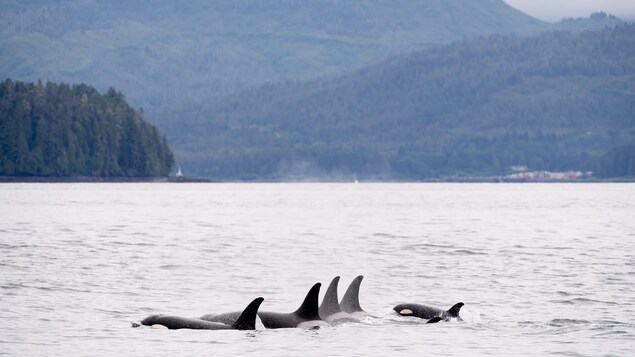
[0,0,549,124]
[171,25,635,180]
[1,2,630,180]
[0,80,173,177]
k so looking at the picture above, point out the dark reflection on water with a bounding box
[0,183,634,356]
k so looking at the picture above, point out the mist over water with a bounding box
[1,183,634,356]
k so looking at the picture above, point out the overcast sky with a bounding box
[504,0,635,22]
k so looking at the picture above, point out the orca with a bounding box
[319,276,359,324]
[339,275,374,317]
[393,302,464,323]
[201,283,329,329]
[140,297,264,330]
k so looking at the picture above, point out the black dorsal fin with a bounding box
[319,276,342,318]
[294,283,322,320]
[231,297,264,330]
[446,302,464,318]
[340,275,364,313]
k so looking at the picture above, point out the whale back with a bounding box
[201,285,324,329]
[339,275,365,314]
[394,303,438,318]
[141,315,232,330]
[293,282,322,321]
[393,302,465,321]
[231,297,265,330]
[319,276,342,319]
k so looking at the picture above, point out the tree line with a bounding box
[0,79,173,177]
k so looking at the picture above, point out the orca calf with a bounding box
[339,275,375,317]
[140,297,264,330]
[393,302,464,323]
[319,276,359,324]
[201,283,329,329]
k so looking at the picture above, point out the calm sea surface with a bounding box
[1,183,634,356]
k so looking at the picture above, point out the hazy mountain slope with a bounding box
[1,0,546,121]
[171,25,635,180]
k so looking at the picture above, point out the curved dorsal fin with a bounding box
[340,275,364,313]
[231,297,264,330]
[294,283,322,320]
[319,276,342,318]
[446,302,464,318]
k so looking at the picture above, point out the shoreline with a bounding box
[1,176,633,183]
[0,176,210,183]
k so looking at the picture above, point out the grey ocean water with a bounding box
[1,183,634,356]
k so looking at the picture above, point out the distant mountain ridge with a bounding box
[170,25,635,180]
[1,0,548,120]
[552,11,625,32]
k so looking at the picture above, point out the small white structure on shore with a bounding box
[176,167,183,177]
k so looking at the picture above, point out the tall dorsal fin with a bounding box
[231,297,264,330]
[446,302,464,318]
[319,276,342,318]
[293,283,322,320]
[340,275,364,313]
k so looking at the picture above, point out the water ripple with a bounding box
[1,182,633,356]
